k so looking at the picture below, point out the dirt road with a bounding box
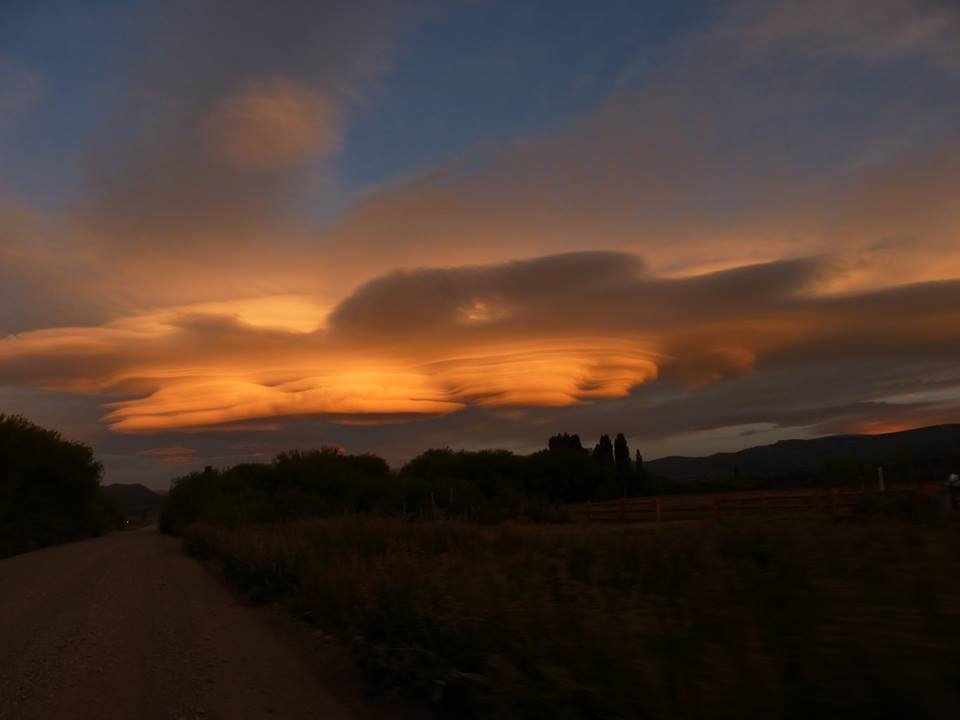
[0,528,400,720]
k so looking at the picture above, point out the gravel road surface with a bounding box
[0,528,400,720]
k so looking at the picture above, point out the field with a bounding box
[582,483,945,523]
[186,514,960,719]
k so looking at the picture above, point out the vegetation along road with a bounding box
[0,527,405,720]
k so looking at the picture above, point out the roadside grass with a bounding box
[186,516,960,719]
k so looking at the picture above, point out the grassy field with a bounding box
[186,514,960,718]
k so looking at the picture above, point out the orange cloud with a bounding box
[103,376,457,432]
[1,253,957,435]
[81,336,660,433]
[426,340,659,408]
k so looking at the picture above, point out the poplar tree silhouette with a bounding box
[614,433,631,475]
[593,434,614,466]
[614,433,632,497]
[635,449,650,496]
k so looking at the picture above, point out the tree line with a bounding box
[160,432,657,532]
[0,415,121,557]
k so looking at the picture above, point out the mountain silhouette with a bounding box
[646,424,960,486]
[102,483,164,519]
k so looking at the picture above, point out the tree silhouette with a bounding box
[1,414,119,557]
[614,434,631,477]
[548,433,585,453]
[635,449,652,496]
[593,434,614,466]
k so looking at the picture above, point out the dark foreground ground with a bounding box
[0,528,412,720]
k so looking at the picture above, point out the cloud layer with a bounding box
[2,252,957,438]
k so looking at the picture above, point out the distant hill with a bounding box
[102,483,164,518]
[646,424,960,488]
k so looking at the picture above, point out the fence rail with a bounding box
[585,485,936,523]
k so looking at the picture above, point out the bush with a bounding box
[187,515,960,719]
[0,414,120,557]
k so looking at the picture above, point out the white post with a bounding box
[878,466,885,492]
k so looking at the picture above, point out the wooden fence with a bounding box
[585,485,936,524]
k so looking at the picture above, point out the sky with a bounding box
[1,0,959,488]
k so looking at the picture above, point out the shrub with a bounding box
[187,515,960,719]
[0,414,120,557]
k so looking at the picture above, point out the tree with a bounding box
[614,434,634,497]
[634,450,652,496]
[0,414,119,557]
[548,433,585,453]
[591,434,619,499]
[592,434,614,466]
[614,434,631,478]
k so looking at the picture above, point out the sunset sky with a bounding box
[1,0,959,488]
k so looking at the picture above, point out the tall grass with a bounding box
[187,517,960,718]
